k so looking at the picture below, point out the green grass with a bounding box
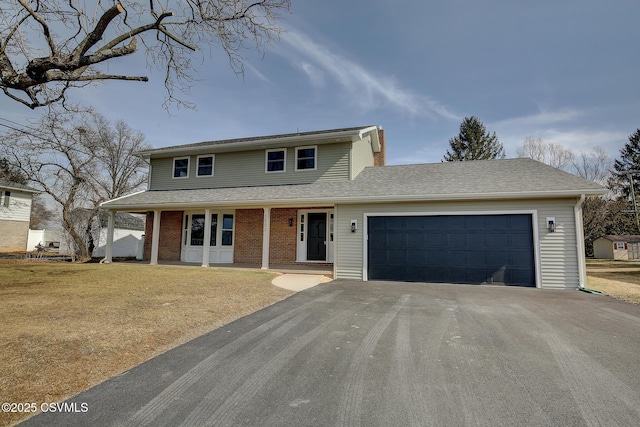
[0,261,292,427]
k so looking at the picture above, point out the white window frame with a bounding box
[295,145,317,171]
[172,156,190,179]
[196,154,215,177]
[1,191,9,208]
[265,148,287,173]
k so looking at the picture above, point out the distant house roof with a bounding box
[598,235,640,243]
[0,178,38,193]
[102,158,607,210]
[136,125,381,158]
[99,211,145,231]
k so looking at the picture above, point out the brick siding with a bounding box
[269,208,298,264]
[143,211,183,261]
[0,220,29,252]
[234,209,264,263]
[374,128,386,166]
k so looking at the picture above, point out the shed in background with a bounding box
[593,235,640,260]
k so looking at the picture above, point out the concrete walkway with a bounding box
[271,273,332,292]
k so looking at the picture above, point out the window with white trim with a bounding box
[2,191,9,208]
[196,155,214,177]
[266,149,286,173]
[173,157,190,178]
[295,146,317,171]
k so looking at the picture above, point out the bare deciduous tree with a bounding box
[516,137,574,170]
[1,107,150,260]
[571,147,611,185]
[0,1,290,109]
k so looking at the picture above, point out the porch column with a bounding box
[202,209,211,267]
[261,207,271,270]
[150,209,161,265]
[104,210,115,263]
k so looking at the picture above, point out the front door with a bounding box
[307,213,327,261]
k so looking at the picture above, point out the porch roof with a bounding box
[101,158,606,211]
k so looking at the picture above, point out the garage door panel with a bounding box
[510,232,534,248]
[407,233,425,249]
[388,249,407,265]
[367,214,535,287]
[486,251,510,265]
[426,233,444,247]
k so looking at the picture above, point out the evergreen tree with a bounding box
[610,128,640,198]
[443,116,505,161]
[0,157,28,184]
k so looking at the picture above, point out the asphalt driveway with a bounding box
[21,281,640,426]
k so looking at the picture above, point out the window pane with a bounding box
[268,151,284,160]
[210,214,218,246]
[184,215,189,245]
[267,150,285,172]
[297,158,315,169]
[174,158,189,177]
[296,148,315,169]
[198,157,213,176]
[222,214,233,246]
[222,231,233,246]
[190,214,205,246]
[268,161,284,172]
[298,148,315,158]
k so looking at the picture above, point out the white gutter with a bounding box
[574,194,587,289]
[136,127,374,158]
[100,188,607,211]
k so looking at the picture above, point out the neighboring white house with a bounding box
[0,178,38,252]
[593,235,640,260]
[27,229,63,252]
[92,211,145,258]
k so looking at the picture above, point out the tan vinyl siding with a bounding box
[537,200,579,289]
[335,198,581,289]
[0,190,33,222]
[149,142,351,190]
[350,135,375,179]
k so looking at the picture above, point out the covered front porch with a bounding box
[101,205,335,273]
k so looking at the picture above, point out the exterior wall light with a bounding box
[547,217,556,232]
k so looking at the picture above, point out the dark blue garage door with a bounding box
[367,214,535,286]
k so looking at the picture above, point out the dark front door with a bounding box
[307,213,327,261]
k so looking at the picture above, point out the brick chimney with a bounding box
[373,128,386,166]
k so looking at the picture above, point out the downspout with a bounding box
[574,194,602,294]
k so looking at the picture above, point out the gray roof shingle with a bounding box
[102,159,606,210]
[0,178,39,193]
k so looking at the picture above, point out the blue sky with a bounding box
[4,0,640,165]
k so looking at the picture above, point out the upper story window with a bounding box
[296,146,317,171]
[173,157,190,179]
[266,148,286,173]
[197,155,214,177]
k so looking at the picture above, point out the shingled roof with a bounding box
[102,158,606,210]
[0,178,38,193]
[136,125,379,158]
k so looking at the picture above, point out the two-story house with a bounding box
[101,125,606,289]
[0,178,38,252]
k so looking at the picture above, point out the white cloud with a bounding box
[298,62,325,88]
[491,108,626,158]
[276,29,459,121]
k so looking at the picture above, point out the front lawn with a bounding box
[586,259,640,304]
[0,261,292,426]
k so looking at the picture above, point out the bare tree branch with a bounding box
[0,0,290,109]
